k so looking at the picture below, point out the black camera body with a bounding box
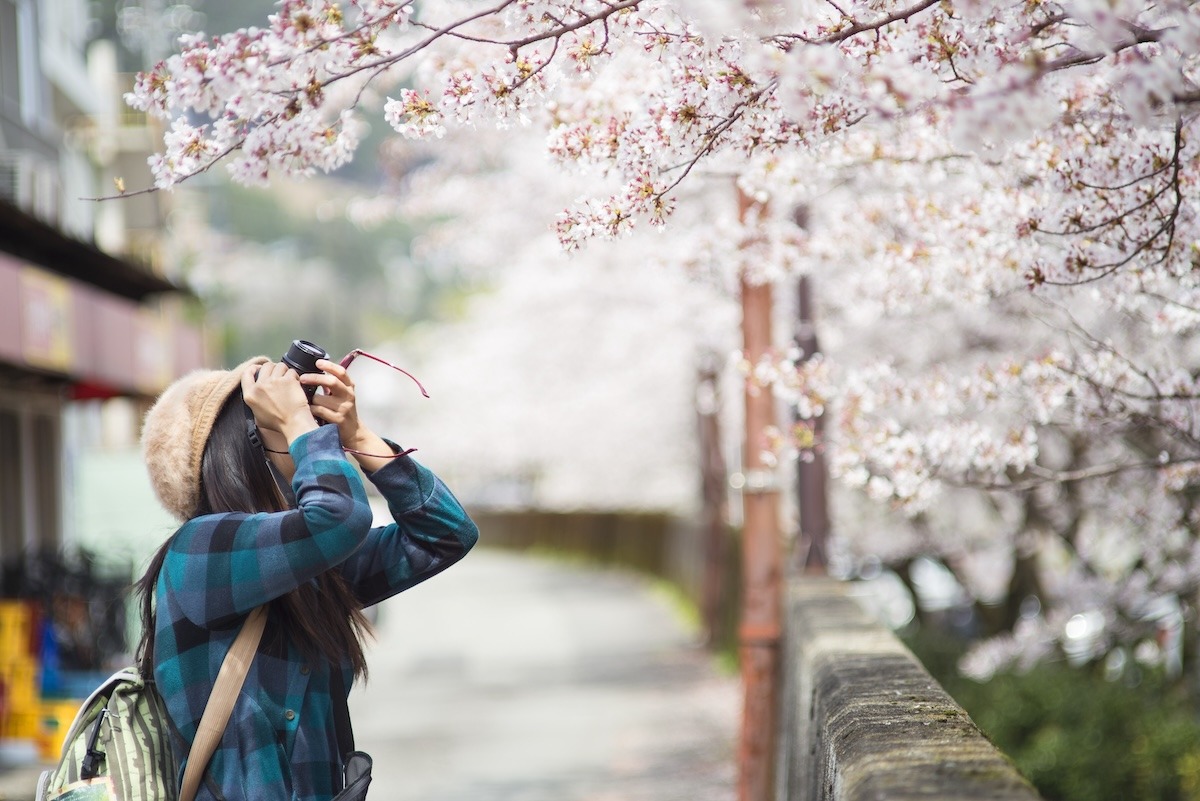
[246,340,333,451]
[281,339,328,402]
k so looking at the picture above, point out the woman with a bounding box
[136,355,478,801]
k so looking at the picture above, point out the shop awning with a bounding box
[0,201,207,398]
[0,199,185,301]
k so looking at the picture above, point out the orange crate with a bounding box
[0,660,37,709]
[2,709,40,740]
[38,699,83,761]
[0,658,38,710]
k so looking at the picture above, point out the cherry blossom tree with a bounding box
[125,0,1200,677]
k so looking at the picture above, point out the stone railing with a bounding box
[778,578,1044,801]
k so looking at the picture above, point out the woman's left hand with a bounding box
[302,359,399,472]
[300,359,366,446]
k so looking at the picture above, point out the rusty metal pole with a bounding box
[736,189,782,801]
[793,275,830,575]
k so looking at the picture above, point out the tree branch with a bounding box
[768,0,941,46]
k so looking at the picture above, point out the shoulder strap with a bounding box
[178,606,268,801]
[329,665,355,755]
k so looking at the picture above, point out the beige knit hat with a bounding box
[142,356,270,521]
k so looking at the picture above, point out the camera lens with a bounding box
[282,340,328,375]
[282,340,329,403]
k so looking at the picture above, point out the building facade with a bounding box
[0,0,205,563]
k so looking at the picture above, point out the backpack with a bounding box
[35,605,266,801]
[35,667,179,801]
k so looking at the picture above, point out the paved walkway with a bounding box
[352,548,739,801]
[0,548,739,801]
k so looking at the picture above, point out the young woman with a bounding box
[136,356,478,801]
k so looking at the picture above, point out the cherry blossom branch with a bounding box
[102,0,649,196]
[652,79,781,201]
[259,5,408,70]
[1033,180,1175,238]
[324,1,520,79]
[952,456,1199,493]
[1035,119,1185,286]
[1022,324,1200,460]
[86,138,245,201]
[1038,22,1167,73]
[768,0,940,46]
[504,0,639,51]
[1140,291,1200,318]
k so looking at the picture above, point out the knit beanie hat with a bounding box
[142,356,269,521]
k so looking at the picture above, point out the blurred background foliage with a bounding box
[196,180,455,365]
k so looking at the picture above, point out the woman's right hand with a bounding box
[241,361,318,442]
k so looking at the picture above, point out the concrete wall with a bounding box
[779,578,1043,801]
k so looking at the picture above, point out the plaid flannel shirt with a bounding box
[152,424,478,801]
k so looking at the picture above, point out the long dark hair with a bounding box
[136,389,372,679]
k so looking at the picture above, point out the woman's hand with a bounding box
[302,359,397,472]
[241,361,317,442]
[300,359,363,442]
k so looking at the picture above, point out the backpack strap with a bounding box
[329,665,354,756]
[179,605,268,801]
[329,665,372,796]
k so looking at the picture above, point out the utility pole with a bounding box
[793,275,830,574]
[736,189,782,801]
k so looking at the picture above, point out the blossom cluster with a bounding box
[128,0,414,186]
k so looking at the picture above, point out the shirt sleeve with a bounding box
[161,425,376,627]
[337,450,480,608]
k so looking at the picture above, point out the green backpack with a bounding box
[37,606,265,801]
[35,667,179,801]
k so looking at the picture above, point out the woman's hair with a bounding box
[136,389,372,679]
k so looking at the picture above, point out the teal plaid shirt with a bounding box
[152,425,478,801]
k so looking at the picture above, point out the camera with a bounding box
[281,339,329,402]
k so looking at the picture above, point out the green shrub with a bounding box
[907,631,1200,801]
